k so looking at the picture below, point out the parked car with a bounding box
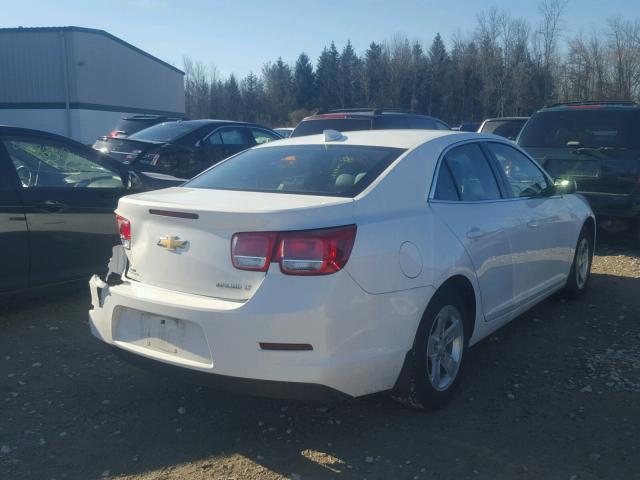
[453,121,481,132]
[290,109,450,137]
[93,120,280,180]
[101,114,187,140]
[0,126,148,297]
[478,117,529,140]
[89,129,594,408]
[274,127,294,138]
[518,101,640,245]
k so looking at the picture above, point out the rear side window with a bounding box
[291,118,372,137]
[518,110,640,148]
[187,145,406,197]
[487,143,550,198]
[408,117,437,129]
[434,164,459,201]
[443,144,501,201]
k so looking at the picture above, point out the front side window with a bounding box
[487,143,550,198]
[187,144,406,197]
[250,129,280,145]
[2,136,124,188]
[444,144,501,201]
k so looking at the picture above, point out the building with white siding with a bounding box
[0,27,185,144]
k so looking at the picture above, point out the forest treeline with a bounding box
[183,1,640,127]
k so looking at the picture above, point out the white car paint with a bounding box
[88,130,594,398]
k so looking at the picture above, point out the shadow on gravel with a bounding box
[1,246,639,480]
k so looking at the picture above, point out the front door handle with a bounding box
[466,227,486,240]
[527,219,540,229]
[35,200,68,212]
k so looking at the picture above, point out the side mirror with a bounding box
[554,178,577,195]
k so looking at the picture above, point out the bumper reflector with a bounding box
[259,343,313,351]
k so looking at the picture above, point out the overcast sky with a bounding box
[1,0,636,76]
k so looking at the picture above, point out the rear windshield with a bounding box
[186,144,406,197]
[480,119,527,140]
[291,118,371,137]
[129,122,200,143]
[519,110,640,148]
[113,119,157,136]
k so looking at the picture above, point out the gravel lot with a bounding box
[1,241,639,480]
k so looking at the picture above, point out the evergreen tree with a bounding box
[315,42,341,110]
[293,53,315,109]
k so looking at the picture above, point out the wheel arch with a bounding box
[433,274,478,346]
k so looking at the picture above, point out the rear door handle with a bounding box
[466,227,486,240]
[35,200,68,212]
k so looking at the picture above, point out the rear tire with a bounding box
[393,285,468,410]
[562,226,593,298]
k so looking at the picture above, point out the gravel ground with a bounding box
[1,241,639,480]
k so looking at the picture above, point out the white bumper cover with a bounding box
[89,252,433,398]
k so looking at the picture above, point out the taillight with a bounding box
[231,225,356,275]
[115,214,131,249]
[231,232,278,271]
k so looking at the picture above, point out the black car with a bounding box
[94,120,281,180]
[102,114,187,139]
[518,101,640,245]
[0,126,144,296]
[478,117,529,141]
[290,109,450,137]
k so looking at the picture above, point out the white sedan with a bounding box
[89,129,594,409]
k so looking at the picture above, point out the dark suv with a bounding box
[518,101,640,244]
[290,109,450,137]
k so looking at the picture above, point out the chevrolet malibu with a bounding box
[89,130,595,409]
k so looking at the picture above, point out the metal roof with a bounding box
[0,26,184,75]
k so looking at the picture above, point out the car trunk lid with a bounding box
[94,138,163,164]
[116,187,354,301]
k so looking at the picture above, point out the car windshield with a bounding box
[186,144,406,197]
[518,110,640,148]
[480,119,527,140]
[291,118,371,137]
[129,122,200,142]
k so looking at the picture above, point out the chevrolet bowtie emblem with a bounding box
[157,235,188,252]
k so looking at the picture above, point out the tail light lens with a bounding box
[231,232,278,271]
[115,214,131,249]
[231,225,356,275]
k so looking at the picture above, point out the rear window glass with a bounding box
[186,145,406,197]
[479,119,527,140]
[291,118,371,137]
[518,110,640,148]
[113,119,157,136]
[129,122,200,143]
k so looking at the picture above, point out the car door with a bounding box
[0,144,29,292]
[429,142,520,323]
[200,126,254,167]
[0,133,127,286]
[485,142,574,302]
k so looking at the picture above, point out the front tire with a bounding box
[394,286,468,410]
[563,226,593,297]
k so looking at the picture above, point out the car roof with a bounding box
[164,119,256,127]
[0,125,91,147]
[257,129,494,150]
[541,101,640,111]
[482,117,529,122]
[305,110,443,120]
